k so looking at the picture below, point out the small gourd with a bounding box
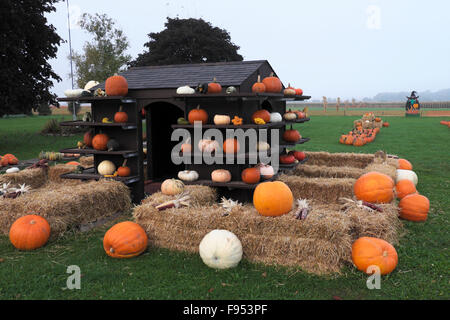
[270,112,282,123]
[283,110,297,121]
[6,167,20,174]
[176,85,195,94]
[161,179,185,195]
[211,169,232,183]
[226,86,237,94]
[283,83,296,96]
[213,115,231,125]
[178,170,199,182]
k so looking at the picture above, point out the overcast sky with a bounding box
[46,0,450,100]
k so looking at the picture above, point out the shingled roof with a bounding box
[100,60,276,90]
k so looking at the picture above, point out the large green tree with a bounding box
[71,13,131,88]
[130,18,243,67]
[0,0,62,117]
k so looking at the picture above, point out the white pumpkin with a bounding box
[178,170,199,182]
[396,169,418,186]
[199,229,243,269]
[176,85,195,95]
[6,167,20,174]
[257,141,270,151]
[97,160,116,175]
[198,139,220,153]
[161,178,185,195]
[64,89,84,98]
[256,163,274,180]
[84,80,99,91]
[270,112,282,123]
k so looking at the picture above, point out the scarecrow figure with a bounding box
[405,91,420,112]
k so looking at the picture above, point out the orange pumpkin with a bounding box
[0,156,9,166]
[354,172,394,203]
[398,194,430,222]
[66,161,80,166]
[241,167,260,184]
[188,105,208,124]
[398,159,413,170]
[339,135,347,144]
[92,133,109,151]
[283,126,301,142]
[395,180,417,199]
[114,106,128,123]
[211,169,232,183]
[9,215,50,250]
[253,181,293,217]
[295,88,303,96]
[345,135,355,145]
[251,109,271,123]
[262,73,282,93]
[252,75,266,93]
[207,77,222,93]
[83,130,94,147]
[2,154,18,165]
[352,237,398,275]
[103,221,148,258]
[117,159,131,177]
[353,136,366,146]
[223,138,240,154]
[383,122,389,127]
[105,74,128,96]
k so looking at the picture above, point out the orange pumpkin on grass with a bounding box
[398,159,413,170]
[9,215,50,250]
[354,172,394,203]
[2,154,18,165]
[253,181,293,217]
[395,180,417,199]
[352,237,398,275]
[103,221,147,258]
[105,74,128,96]
[398,194,430,222]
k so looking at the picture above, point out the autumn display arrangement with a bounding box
[0,73,431,278]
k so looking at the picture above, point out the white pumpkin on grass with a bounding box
[161,178,185,195]
[97,160,116,175]
[396,169,418,186]
[199,229,243,269]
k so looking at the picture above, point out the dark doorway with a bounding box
[145,101,184,181]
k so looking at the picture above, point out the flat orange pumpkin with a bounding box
[253,181,293,217]
[352,237,398,275]
[398,193,430,222]
[9,215,50,250]
[354,172,394,203]
[103,221,148,258]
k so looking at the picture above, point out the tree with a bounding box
[71,13,131,88]
[0,0,62,117]
[130,18,243,67]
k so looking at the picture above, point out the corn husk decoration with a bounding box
[293,199,310,220]
[220,197,242,216]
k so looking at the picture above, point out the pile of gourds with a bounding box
[339,114,389,147]
[350,157,430,276]
[0,154,19,167]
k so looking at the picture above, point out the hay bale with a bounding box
[304,151,374,168]
[79,156,94,167]
[48,164,82,185]
[293,164,365,179]
[0,180,131,238]
[277,175,355,203]
[141,185,217,207]
[364,163,397,181]
[134,203,353,274]
[0,168,47,189]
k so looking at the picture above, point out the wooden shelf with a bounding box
[60,171,140,185]
[60,148,139,158]
[279,137,310,148]
[60,121,137,130]
[57,96,136,103]
[182,174,279,190]
[285,117,311,124]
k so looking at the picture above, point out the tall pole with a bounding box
[66,0,77,120]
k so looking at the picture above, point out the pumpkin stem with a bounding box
[196,104,200,110]
[122,159,127,167]
[30,220,36,225]
[257,75,261,83]
[118,105,123,112]
[383,251,388,257]
[110,247,115,253]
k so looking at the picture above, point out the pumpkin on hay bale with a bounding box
[0,180,131,238]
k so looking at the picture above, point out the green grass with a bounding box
[0,115,449,300]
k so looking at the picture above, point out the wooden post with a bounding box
[323,96,328,113]
[336,97,340,112]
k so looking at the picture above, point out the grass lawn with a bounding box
[0,115,449,300]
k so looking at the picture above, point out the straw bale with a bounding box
[48,164,83,185]
[304,151,374,168]
[79,156,94,167]
[0,180,131,238]
[292,164,365,179]
[0,168,47,189]
[277,174,355,203]
[141,185,217,207]
[364,163,397,181]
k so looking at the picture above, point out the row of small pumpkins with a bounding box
[186,107,306,127]
[64,74,129,98]
[339,128,380,146]
[176,74,303,96]
[350,158,430,275]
